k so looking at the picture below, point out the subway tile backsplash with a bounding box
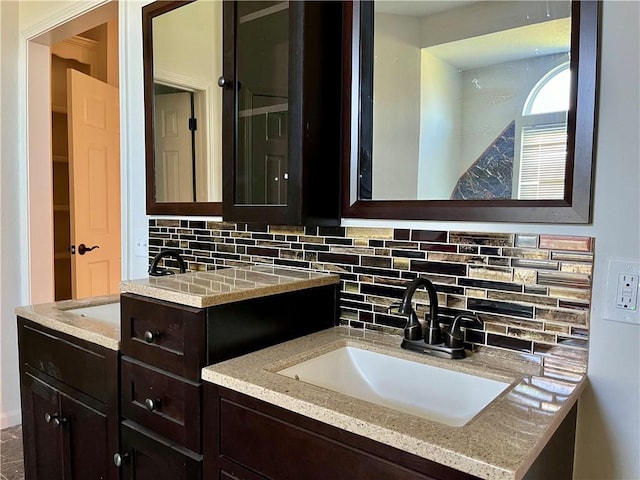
[149,220,593,368]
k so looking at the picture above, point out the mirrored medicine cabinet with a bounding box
[143,0,223,216]
[342,0,600,223]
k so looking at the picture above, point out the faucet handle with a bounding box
[444,313,482,349]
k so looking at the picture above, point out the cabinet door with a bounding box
[223,1,291,219]
[120,422,201,480]
[21,373,64,480]
[221,1,343,225]
[60,392,112,480]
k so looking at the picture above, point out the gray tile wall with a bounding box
[149,220,593,369]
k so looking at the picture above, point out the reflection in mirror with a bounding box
[234,2,289,206]
[144,0,223,212]
[362,1,573,201]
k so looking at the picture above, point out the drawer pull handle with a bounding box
[143,330,160,343]
[144,397,161,412]
[113,452,129,467]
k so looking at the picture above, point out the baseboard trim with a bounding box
[1,410,22,429]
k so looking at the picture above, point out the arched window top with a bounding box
[523,62,571,116]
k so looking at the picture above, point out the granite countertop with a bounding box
[16,265,339,350]
[15,295,121,351]
[120,264,340,308]
[201,327,587,480]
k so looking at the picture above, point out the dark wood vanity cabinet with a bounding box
[17,318,119,480]
[118,285,337,479]
[204,386,578,480]
[204,385,478,480]
[221,1,343,226]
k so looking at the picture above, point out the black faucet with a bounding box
[393,277,480,359]
[398,277,440,345]
[148,250,187,277]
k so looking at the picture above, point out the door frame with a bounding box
[21,1,119,303]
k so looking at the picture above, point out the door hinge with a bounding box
[189,118,197,131]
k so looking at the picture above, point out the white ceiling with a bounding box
[374,1,571,71]
[427,17,571,70]
[375,1,477,17]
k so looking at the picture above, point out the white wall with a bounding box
[573,2,640,476]
[2,1,639,478]
[417,49,461,199]
[372,13,420,200]
[0,0,24,429]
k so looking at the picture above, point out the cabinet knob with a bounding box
[53,416,67,427]
[143,330,160,343]
[217,76,231,88]
[113,452,129,467]
[44,412,67,427]
[144,397,161,412]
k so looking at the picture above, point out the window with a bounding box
[518,63,570,200]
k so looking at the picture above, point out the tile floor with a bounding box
[0,426,24,480]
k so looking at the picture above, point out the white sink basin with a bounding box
[278,346,511,427]
[65,303,120,326]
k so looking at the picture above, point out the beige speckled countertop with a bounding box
[16,265,339,350]
[15,295,121,350]
[202,327,587,480]
[120,264,340,308]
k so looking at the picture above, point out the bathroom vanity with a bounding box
[16,297,120,480]
[16,265,584,480]
[201,328,585,480]
[16,265,340,480]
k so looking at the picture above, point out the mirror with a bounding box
[344,0,599,223]
[143,0,223,215]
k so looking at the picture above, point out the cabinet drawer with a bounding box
[121,293,206,380]
[121,357,201,453]
[18,318,115,405]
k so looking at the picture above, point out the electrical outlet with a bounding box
[605,259,640,325]
[616,273,638,310]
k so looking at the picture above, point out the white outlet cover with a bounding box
[604,258,640,325]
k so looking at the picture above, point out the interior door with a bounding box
[67,69,120,299]
[154,91,195,202]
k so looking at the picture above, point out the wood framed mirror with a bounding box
[143,0,223,215]
[342,0,600,223]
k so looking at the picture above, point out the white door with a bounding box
[154,92,194,202]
